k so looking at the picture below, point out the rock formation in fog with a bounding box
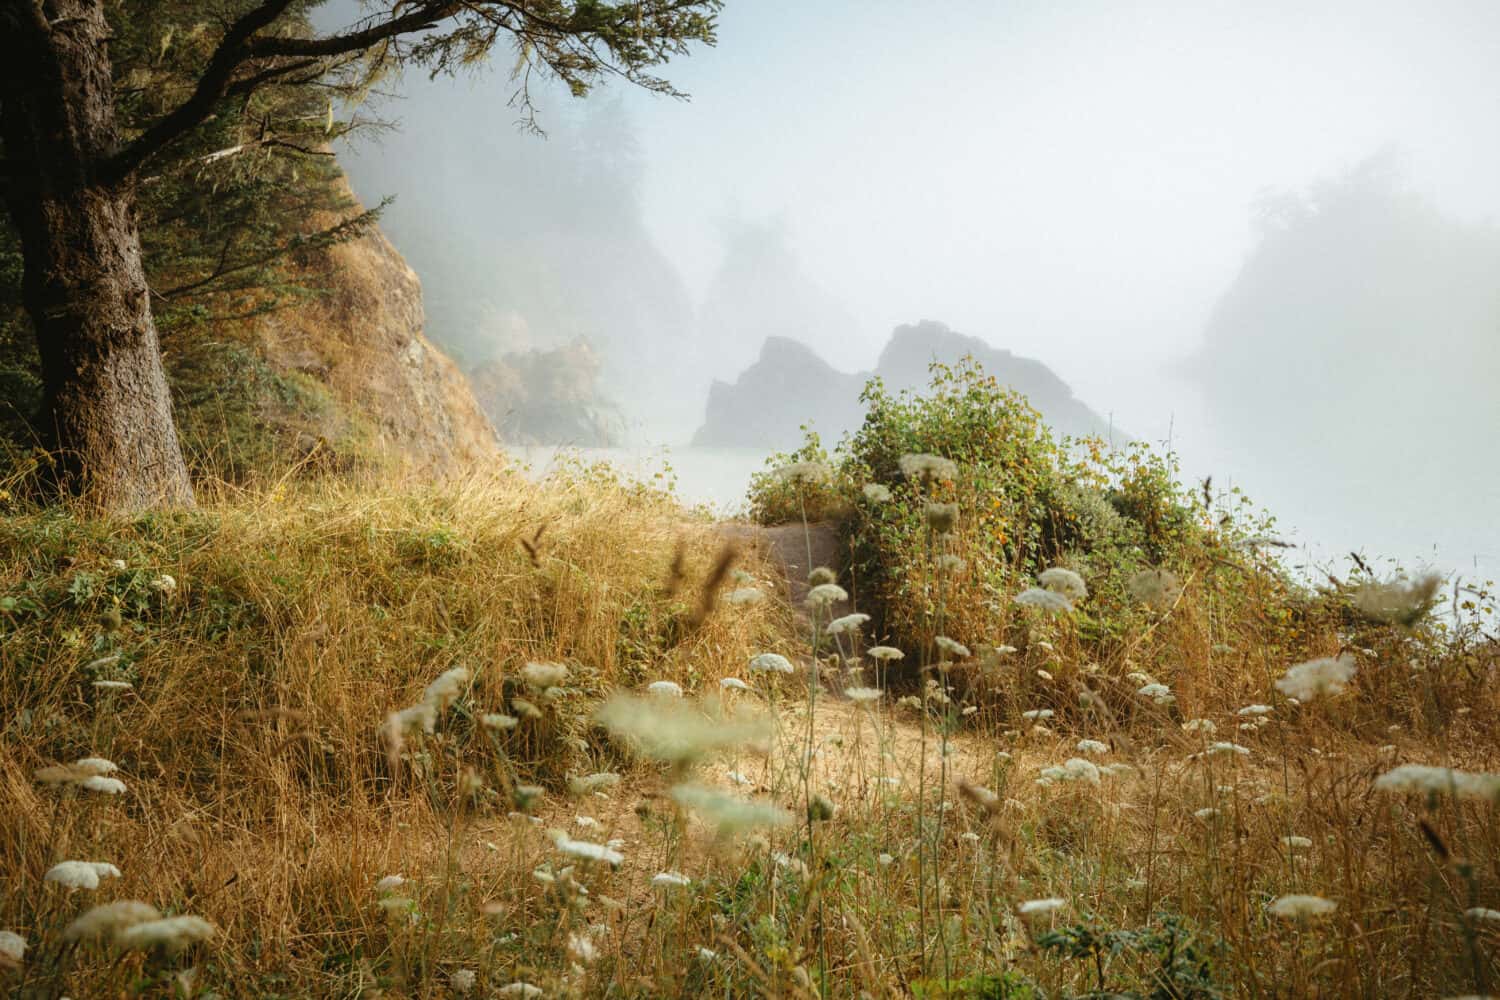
[469,340,626,446]
[693,320,1119,448]
[1188,155,1500,558]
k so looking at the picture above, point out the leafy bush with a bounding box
[745,358,1367,722]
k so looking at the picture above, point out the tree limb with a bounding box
[101,0,302,184]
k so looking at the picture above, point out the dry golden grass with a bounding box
[1,468,1497,998]
[0,468,787,996]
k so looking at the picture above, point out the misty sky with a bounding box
[325,0,1500,580]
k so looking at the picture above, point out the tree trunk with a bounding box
[0,0,194,511]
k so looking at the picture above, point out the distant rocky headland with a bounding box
[692,320,1121,448]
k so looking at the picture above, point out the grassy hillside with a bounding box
[0,367,1497,998]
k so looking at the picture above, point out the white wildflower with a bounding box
[935,636,970,659]
[150,574,177,595]
[827,612,870,635]
[511,697,542,719]
[1352,574,1441,626]
[697,945,719,961]
[1282,836,1313,850]
[481,713,518,730]
[1038,567,1088,602]
[1275,655,1356,701]
[1268,895,1337,919]
[1018,898,1067,917]
[1464,907,1500,924]
[1204,742,1251,757]
[450,968,477,994]
[1194,808,1220,820]
[750,653,795,674]
[92,680,133,692]
[720,676,751,692]
[805,583,848,607]
[375,875,406,893]
[862,483,893,503]
[1021,709,1054,721]
[671,784,794,835]
[845,686,883,703]
[867,646,904,661]
[1076,739,1109,756]
[595,694,772,764]
[0,930,24,969]
[724,587,764,606]
[568,932,598,963]
[422,666,471,711]
[898,453,958,482]
[521,662,568,690]
[1127,568,1180,610]
[80,775,126,794]
[498,983,544,997]
[115,915,216,953]
[773,461,831,484]
[652,871,691,889]
[1374,764,1500,801]
[567,773,620,797]
[1182,718,1217,735]
[550,832,624,867]
[1014,588,1073,614]
[648,680,684,698]
[1237,704,1273,716]
[1137,683,1175,705]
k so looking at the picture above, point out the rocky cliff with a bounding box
[160,183,501,481]
[693,320,1119,448]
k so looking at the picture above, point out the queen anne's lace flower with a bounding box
[1274,655,1356,700]
[1038,568,1088,602]
[1268,895,1336,919]
[1014,588,1073,614]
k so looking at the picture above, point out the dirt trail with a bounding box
[464,699,998,889]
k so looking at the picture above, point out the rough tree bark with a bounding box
[0,0,195,510]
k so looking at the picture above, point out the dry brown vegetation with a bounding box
[0,458,1498,999]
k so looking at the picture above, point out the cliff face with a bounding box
[693,320,1119,449]
[219,190,502,478]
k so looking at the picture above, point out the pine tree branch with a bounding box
[101,0,302,184]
